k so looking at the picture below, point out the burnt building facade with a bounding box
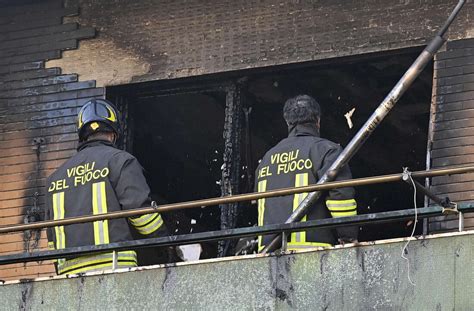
[0,0,473,281]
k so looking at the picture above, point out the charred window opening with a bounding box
[109,86,227,259]
[108,48,432,258]
[133,92,226,226]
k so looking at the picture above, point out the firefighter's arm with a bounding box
[316,145,358,242]
[112,154,164,236]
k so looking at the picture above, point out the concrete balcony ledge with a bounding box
[1,231,473,310]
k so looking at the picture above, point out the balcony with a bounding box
[0,229,472,310]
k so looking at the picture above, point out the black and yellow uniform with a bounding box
[255,124,357,251]
[45,139,165,275]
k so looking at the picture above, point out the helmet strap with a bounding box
[112,132,118,145]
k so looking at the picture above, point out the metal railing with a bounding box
[0,165,473,265]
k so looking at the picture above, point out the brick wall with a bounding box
[0,0,473,281]
[429,38,474,233]
[0,0,99,281]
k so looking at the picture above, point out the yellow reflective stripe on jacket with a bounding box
[288,242,332,251]
[326,199,357,218]
[92,182,110,245]
[129,213,157,227]
[330,210,357,217]
[52,192,66,250]
[326,199,357,210]
[130,213,164,235]
[66,262,136,275]
[257,180,267,251]
[57,251,137,275]
[291,173,309,244]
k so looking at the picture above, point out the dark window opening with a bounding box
[108,87,227,260]
[107,48,432,259]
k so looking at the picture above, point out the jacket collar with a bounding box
[77,139,115,152]
[288,123,320,137]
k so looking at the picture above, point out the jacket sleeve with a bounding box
[316,144,358,241]
[112,154,165,236]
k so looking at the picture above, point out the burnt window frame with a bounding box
[106,48,433,254]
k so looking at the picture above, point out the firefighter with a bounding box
[255,95,358,252]
[44,99,166,275]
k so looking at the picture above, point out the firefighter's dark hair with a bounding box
[283,95,321,126]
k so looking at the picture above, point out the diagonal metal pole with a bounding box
[261,0,467,254]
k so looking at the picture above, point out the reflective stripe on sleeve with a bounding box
[326,199,357,218]
[92,182,110,245]
[129,213,164,235]
[330,210,357,217]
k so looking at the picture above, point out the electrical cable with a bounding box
[401,169,417,286]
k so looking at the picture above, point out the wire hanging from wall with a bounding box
[401,167,418,286]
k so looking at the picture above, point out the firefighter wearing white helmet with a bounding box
[44,99,166,275]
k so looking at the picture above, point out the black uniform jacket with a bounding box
[45,139,165,274]
[255,124,357,251]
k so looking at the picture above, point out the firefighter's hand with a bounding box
[338,238,358,246]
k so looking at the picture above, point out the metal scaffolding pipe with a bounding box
[0,165,473,235]
[402,173,451,209]
[261,0,467,254]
